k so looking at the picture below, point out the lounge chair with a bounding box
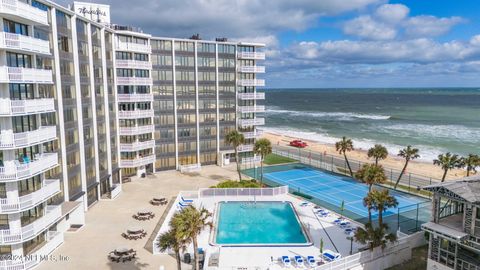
[299,201,309,207]
[178,202,191,208]
[294,255,304,267]
[281,256,291,267]
[344,228,354,234]
[339,221,350,228]
[307,256,316,267]
[181,196,193,203]
[322,250,341,262]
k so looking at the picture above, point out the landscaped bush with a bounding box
[210,180,261,188]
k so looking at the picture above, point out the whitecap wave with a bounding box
[381,124,480,142]
[266,107,391,121]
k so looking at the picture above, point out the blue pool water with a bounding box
[258,165,429,221]
[215,201,308,245]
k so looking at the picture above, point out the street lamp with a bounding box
[346,235,354,255]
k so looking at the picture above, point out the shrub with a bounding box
[210,180,261,188]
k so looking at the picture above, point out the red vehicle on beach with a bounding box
[289,139,308,148]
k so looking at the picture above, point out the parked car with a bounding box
[289,139,308,148]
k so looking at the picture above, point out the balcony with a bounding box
[119,140,155,152]
[0,32,50,55]
[237,66,265,73]
[119,125,154,136]
[237,79,265,87]
[0,98,55,116]
[0,179,60,213]
[238,105,265,114]
[237,52,265,60]
[241,156,261,164]
[115,59,152,70]
[238,92,265,100]
[118,109,154,119]
[0,153,58,182]
[0,205,61,244]
[0,66,53,84]
[239,118,265,128]
[116,77,152,86]
[117,93,153,103]
[119,155,155,168]
[0,126,57,149]
[115,40,151,54]
[0,0,49,25]
[242,130,263,139]
[237,144,254,152]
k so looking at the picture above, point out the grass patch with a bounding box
[263,154,296,165]
[210,180,261,188]
[387,245,428,270]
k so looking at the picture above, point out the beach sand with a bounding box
[262,131,468,181]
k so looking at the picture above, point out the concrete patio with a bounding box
[37,165,239,270]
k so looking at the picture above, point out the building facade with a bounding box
[422,177,480,270]
[0,0,264,268]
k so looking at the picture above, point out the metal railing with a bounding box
[0,179,60,213]
[119,154,155,168]
[236,52,265,60]
[0,98,55,116]
[0,32,50,55]
[238,92,265,100]
[237,79,265,87]
[237,66,265,73]
[0,153,58,181]
[0,126,57,149]
[238,118,265,128]
[115,59,152,70]
[0,0,49,25]
[0,66,53,84]
[238,105,265,113]
[118,109,154,119]
[119,125,154,135]
[117,93,153,102]
[119,140,155,152]
[116,76,152,86]
[115,40,151,53]
[241,130,263,139]
[198,185,288,198]
[237,144,254,152]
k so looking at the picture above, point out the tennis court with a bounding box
[244,164,430,226]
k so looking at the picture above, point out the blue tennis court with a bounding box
[260,165,428,221]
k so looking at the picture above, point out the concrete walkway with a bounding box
[37,165,238,270]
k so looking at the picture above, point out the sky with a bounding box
[61,0,480,88]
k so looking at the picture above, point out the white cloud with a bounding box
[375,4,410,24]
[404,16,464,37]
[343,15,397,40]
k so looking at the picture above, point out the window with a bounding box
[7,52,31,68]
[152,40,171,50]
[58,35,70,52]
[3,19,28,35]
[174,41,194,52]
[135,53,148,61]
[9,84,34,100]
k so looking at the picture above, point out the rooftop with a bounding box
[424,175,480,203]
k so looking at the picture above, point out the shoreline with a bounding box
[261,131,468,180]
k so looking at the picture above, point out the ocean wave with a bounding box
[260,126,446,162]
[381,124,480,142]
[266,108,391,121]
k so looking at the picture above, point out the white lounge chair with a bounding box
[181,196,193,203]
[322,250,341,262]
[300,201,309,207]
[281,256,291,267]
[307,256,316,267]
[294,256,304,267]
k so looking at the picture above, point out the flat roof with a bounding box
[422,221,469,241]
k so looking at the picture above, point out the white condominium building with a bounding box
[0,0,264,268]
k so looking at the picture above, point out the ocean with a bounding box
[262,88,480,162]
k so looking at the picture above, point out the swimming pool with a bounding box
[243,164,431,232]
[214,201,310,246]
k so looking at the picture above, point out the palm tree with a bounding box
[363,191,376,224]
[395,146,420,189]
[367,144,388,166]
[355,164,387,192]
[354,222,397,251]
[254,138,272,185]
[171,206,212,270]
[433,152,463,182]
[462,154,480,177]
[335,137,354,176]
[225,130,245,181]
[371,189,398,227]
[157,229,187,270]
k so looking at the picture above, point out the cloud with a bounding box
[404,16,464,37]
[343,16,397,40]
[375,4,410,24]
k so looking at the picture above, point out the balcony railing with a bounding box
[242,130,263,139]
[115,40,151,54]
[119,155,155,168]
[0,179,60,213]
[0,0,49,25]
[239,118,265,128]
[0,32,50,55]
[237,144,254,152]
[0,66,53,84]
[238,92,265,100]
[0,205,61,244]
[116,77,152,86]
[0,126,57,149]
[119,140,155,152]
[0,231,63,270]
[117,93,153,103]
[118,110,154,119]
[119,125,154,136]
[237,79,265,87]
[238,105,265,113]
[0,98,55,116]
[237,66,265,73]
[241,156,261,164]
[0,153,58,182]
[115,59,152,70]
[237,52,265,60]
